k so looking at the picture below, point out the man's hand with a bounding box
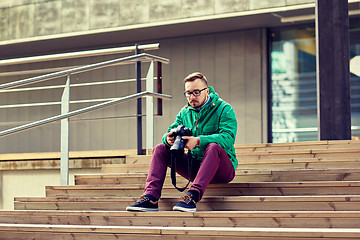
[166,132,175,146]
[182,136,200,150]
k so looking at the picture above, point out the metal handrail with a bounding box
[0,49,170,185]
[0,78,151,108]
[0,77,146,93]
[0,43,160,66]
[0,91,171,138]
[0,53,169,90]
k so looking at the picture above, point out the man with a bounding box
[126,72,237,212]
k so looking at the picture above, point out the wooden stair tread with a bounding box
[47,181,360,190]
[0,223,360,238]
[236,148,360,155]
[1,210,360,229]
[101,164,273,174]
[110,140,360,164]
[127,150,360,161]
[116,158,360,166]
[272,168,360,174]
[239,163,360,171]
[14,195,360,211]
[104,159,360,169]
[15,195,360,201]
[102,165,360,173]
[77,169,360,177]
[45,181,360,198]
[2,210,360,218]
[76,173,148,176]
[75,168,360,185]
[234,140,360,148]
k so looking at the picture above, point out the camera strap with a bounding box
[170,151,192,192]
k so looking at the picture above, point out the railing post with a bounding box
[60,75,70,185]
[157,61,163,116]
[146,61,155,155]
[135,44,143,155]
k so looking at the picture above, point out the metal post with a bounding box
[146,61,154,155]
[316,0,351,140]
[60,75,70,185]
[135,44,143,155]
[157,62,163,116]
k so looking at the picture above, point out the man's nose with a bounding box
[189,93,197,99]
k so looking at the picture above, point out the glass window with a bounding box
[270,21,360,142]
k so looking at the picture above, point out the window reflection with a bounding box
[270,22,360,142]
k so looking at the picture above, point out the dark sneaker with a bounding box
[126,194,159,212]
[173,192,197,212]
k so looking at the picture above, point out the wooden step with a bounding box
[110,157,360,172]
[14,195,360,211]
[76,168,360,185]
[236,151,360,164]
[0,224,359,239]
[45,181,360,198]
[270,169,360,181]
[125,155,152,164]
[1,210,360,228]
[103,161,360,174]
[102,149,360,175]
[102,164,150,173]
[124,148,360,166]
[101,164,274,175]
[137,141,360,157]
[239,161,360,171]
[238,155,360,165]
[236,147,360,156]
[226,169,360,182]
[234,140,360,152]
[75,173,150,185]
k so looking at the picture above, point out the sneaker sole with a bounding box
[126,206,159,212]
[172,206,196,212]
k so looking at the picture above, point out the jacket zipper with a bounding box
[195,114,199,130]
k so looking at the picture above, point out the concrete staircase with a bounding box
[0,140,360,239]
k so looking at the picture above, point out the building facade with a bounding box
[0,0,359,153]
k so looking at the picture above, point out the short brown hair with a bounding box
[184,72,208,86]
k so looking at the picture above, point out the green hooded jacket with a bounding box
[162,86,238,170]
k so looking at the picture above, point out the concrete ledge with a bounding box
[0,149,137,161]
[0,149,136,171]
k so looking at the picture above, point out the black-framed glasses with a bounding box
[183,87,207,98]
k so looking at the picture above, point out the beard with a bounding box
[189,100,200,108]
[189,96,207,108]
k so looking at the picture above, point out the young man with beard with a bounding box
[126,72,238,212]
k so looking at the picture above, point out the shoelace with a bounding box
[137,195,158,204]
[137,195,149,203]
[179,195,192,204]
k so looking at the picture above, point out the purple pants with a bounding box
[144,143,235,201]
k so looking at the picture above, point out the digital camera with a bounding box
[169,125,192,152]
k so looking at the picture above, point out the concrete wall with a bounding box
[0,0,314,42]
[0,168,101,210]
